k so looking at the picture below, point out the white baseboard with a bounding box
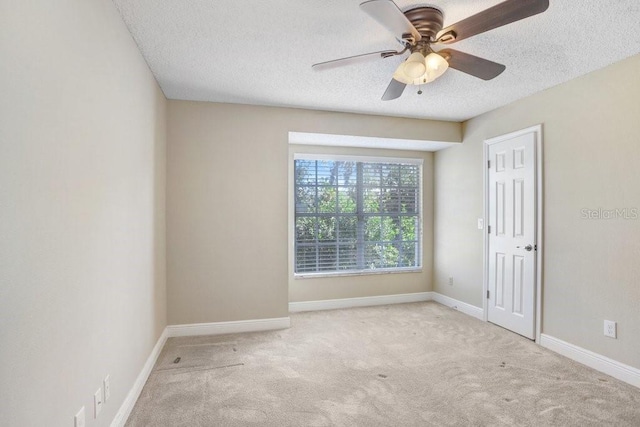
[112,317,291,425]
[111,327,168,427]
[167,317,291,337]
[540,334,640,389]
[431,292,484,320]
[289,292,432,312]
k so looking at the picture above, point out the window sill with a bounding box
[294,267,422,279]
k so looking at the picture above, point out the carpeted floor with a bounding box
[126,302,640,426]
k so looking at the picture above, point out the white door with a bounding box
[487,130,537,339]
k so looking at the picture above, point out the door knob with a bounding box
[516,244,533,251]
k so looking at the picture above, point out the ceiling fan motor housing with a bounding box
[404,6,444,51]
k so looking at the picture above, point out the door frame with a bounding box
[482,124,544,343]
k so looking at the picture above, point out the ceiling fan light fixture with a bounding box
[393,52,422,84]
[393,52,449,85]
[425,52,448,80]
[403,52,427,78]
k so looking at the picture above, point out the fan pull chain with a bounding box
[417,85,423,95]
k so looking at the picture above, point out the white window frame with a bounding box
[291,153,424,278]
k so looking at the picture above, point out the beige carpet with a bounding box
[126,302,640,426]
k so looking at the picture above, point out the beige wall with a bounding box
[0,1,166,425]
[167,101,460,324]
[434,54,640,369]
[288,144,434,302]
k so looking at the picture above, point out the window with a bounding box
[294,155,422,276]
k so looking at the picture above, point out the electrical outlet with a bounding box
[477,218,484,229]
[94,388,103,418]
[104,375,111,401]
[74,407,85,427]
[448,277,453,286]
[604,320,617,338]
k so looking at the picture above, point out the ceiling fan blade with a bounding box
[312,50,397,71]
[436,0,549,44]
[382,78,406,101]
[360,0,421,43]
[438,49,506,80]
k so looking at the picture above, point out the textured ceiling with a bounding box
[113,0,640,121]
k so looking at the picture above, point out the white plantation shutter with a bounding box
[294,155,422,275]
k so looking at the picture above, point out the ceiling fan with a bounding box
[312,0,549,100]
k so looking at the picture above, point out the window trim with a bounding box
[291,153,424,278]
[293,153,423,166]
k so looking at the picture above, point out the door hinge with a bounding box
[488,160,490,169]
[487,225,491,234]
[487,290,490,299]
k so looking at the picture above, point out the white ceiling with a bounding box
[113,0,640,122]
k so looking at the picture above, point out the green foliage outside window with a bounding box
[294,159,421,274]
